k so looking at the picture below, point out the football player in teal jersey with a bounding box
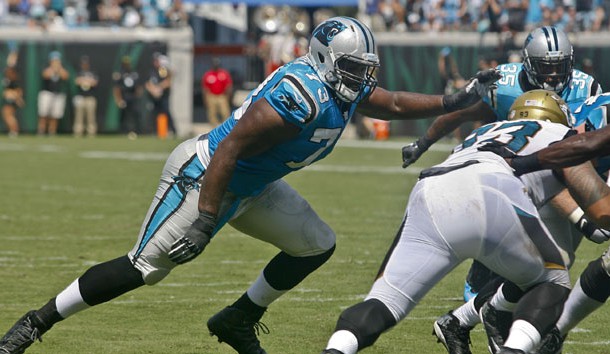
[402,26,602,170]
[0,17,500,354]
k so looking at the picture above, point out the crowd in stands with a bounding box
[366,0,610,33]
[0,0,189,29]
[0,1,608,33]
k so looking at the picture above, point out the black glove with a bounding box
[442,69,502,112]
[478,141,517,159]
[168,211,217,264]
[478,141,543,176]
[574,214,610,244]
[402,136,433,168]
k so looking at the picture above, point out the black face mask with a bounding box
[530,58,572,89]
[334,55,378,93]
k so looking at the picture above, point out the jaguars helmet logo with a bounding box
[313,19,347,46]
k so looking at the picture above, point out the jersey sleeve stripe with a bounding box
[284,74,317,123]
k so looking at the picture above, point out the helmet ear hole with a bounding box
[318,53,325,63]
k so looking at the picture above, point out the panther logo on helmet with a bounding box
[313,20,347,46]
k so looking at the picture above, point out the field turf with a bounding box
[0,136,608,353]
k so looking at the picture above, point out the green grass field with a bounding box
[0,136,608,354]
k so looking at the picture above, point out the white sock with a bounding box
[246,272,287,308]
[452,298,480,327]
[489,284,517,312]
[504,319,541,353]
[556,278,604,335]
[326,330,359,354]
[55,279,91,318]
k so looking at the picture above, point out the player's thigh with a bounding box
[229,179,335,256]
[128,137,203,284]
[477,174,567,289]
[366,185,460,320]
[539,202,582,268]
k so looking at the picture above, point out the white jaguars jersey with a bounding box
[440,119,573,175]
[438,119,575,208]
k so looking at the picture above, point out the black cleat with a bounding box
[480,303,512,354]
[498,346,526,354]
[433,311,473,354]
[0,311,49,354]
[321,350,345,354]
[535,326,565,354]
[207,306,269,354]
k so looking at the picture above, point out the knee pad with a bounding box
[335,299,397,350]
[513,282,570,335]
[132,252,173,285]
[580,258,610,303]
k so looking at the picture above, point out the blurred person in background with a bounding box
[28,0,48,28]
[72,55,99,137]
[97,0,122,26]
[256,7,308,78]
[201,57,233,128]
[113,56,142,139]
[438,47,468,141]
[1,58,23,138]
[165,0,188,27]
[145,53,176,137]
[575,0,605,31]
[37,51,69,136]
[504,0,529,33]
[441,0,468,31]
[378,0,407,32]
[540,0,576,32]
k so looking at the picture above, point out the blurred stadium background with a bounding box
[2,2,610,353]
[1,0,609,137]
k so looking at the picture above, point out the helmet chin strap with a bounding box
[325,71,338,84]
[542,81,563,93]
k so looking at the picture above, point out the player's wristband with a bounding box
[511,153,542,176]
[568,207,585,225]
[418,135,433,151]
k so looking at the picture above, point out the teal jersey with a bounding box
[573,92,610,175]
[483,63,602,124]
[206,56,364,197]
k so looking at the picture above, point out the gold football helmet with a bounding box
[507,89,572,127]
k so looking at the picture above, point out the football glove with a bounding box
[168,211,217,264]
[442,68,502,112]
[402,136,433,168]
[572,212,610,244]
[478,141,542,176]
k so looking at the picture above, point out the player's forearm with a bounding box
[539,129,610,169]
[424,111,463,143]
[563,162,610,228]
[359,91,445,121]
[198,141,238,216]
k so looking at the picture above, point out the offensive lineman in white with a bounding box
[322,90,610,354]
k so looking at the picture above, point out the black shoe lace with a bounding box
[2,318,42,351]
[252,321,270,337]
